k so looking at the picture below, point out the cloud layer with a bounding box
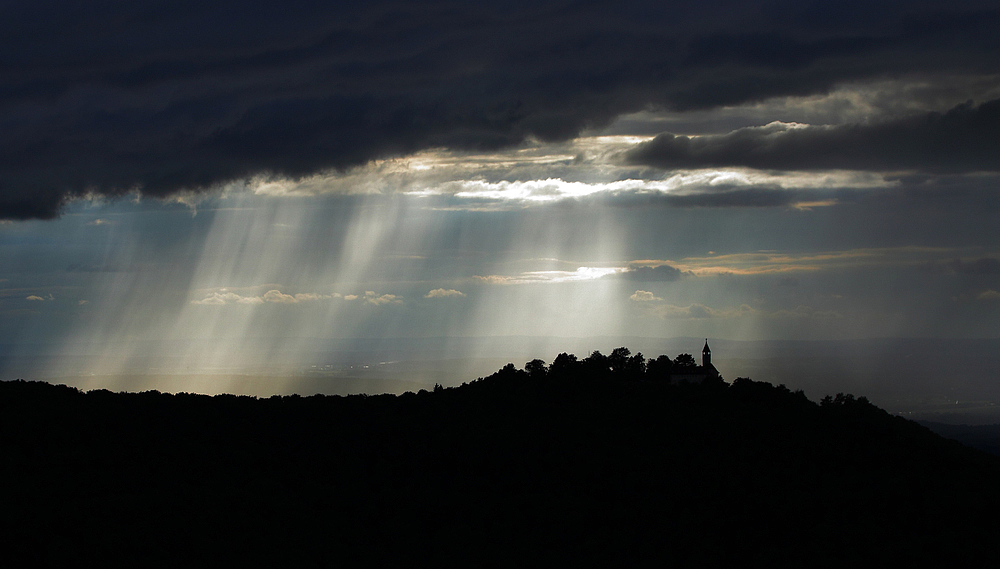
[2,1,999,218]
[626,99,1000,173]
[425,289,466,299]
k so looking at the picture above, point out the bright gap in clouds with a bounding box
[246,135,893,208]
[473,266,627,285]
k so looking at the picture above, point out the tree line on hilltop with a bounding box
[497,346,706,384]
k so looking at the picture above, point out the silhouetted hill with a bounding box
[918,420,1000,457]
[2,357,999,566]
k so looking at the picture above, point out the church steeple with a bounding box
[702,339,711,367]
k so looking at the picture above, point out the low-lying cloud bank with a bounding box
[192,289,401,306]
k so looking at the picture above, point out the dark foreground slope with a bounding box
[918,420,1000,456]
[2,368,999,567]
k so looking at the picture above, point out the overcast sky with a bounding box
[2,1,1000,385]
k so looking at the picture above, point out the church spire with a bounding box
[702,339,711,367]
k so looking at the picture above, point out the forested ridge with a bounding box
[3,348,999,566]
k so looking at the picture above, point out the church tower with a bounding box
[702,339,711,367]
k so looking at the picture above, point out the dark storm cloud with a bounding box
[626,98,1000,173]
[2,1,999,219]
[619,265,687,282]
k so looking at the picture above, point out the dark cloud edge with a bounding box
[626,98,1000,173]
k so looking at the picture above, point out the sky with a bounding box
[2,1,1000,394]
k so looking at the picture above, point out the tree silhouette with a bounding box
[674,353,696,367]
[646,355,673,379]
[609,347,631,373]
[548,353,579,377]
[524,359,547,379]
[625,352,646,379]
[583,351,610,375]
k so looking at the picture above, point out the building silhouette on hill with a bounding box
[670,339,721,383]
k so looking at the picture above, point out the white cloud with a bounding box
[449,178,650,203]
[473,275,518,285]
[263,289,297,303]
[26,295,44,301]
[294,293,329,302]
[365,291,402,305]
[474,266,625,285]
[978,290,1000,300]
[425,288,466,298]
[413,171,888,207]
[629,290,662,302]
[247,135,891,210]
[191,288,329,305]
[192,292,236,305]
